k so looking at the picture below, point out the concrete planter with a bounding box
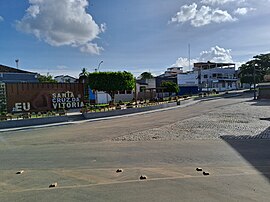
[0,114,83,130]
[0,99,194,130]
[83,102,178,119]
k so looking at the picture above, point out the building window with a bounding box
[203,75,208,79]
[222,82,225,88]
[212,74,217,78]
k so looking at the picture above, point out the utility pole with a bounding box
[188,44,191,71]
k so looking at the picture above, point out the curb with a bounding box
[0,93,242,133]
[0,99,199,132]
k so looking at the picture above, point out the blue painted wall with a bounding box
[0,73,38,83]
[179,86,198,96]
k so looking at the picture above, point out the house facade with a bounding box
[0,64,39,113]
[54,75,77,83]
[136,78,156,100]
[0,64,38,83]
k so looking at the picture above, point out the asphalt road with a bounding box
[0,93,270,202]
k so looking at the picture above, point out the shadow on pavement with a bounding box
[220,127,270,183]
[245,98,270,106]
[260,118,270,121]
[222,91,254,100]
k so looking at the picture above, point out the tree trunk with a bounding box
[108,91,115,103]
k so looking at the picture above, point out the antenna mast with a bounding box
[188,44,191,71]
[15,59,19,69]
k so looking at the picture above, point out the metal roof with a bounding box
[0,64,36,74]
[194,62,235,69]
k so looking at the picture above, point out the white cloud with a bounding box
[79,43,104,55]
[56,65,69,70]
[172,57,199,71]
[201,0,239,5]
[100,23,107,33]
[16,0,105,55]
[170,3,236,27]
[170,3,197,23]
[234,7,255,15]
[234,61,245,69]
[190,6,212,27]
[199,46,233,63]
[0,16,4,22]
[211,9,235,23]
[27,5,40,18]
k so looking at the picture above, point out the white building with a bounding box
[54,75,77,83]
[177,62,238,92]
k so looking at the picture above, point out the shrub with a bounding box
[118,100,124,105]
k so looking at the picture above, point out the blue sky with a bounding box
[0,0,270,77]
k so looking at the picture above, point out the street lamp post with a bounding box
[134,79,138,106]
[95,61,103,72]
[253,63,258,100]
[198,65,202,94]
[98,60,103,71]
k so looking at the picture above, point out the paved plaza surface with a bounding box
[0,93,270,201]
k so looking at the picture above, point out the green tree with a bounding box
[239,53,270,87]
[140,72,154,79]
[161,81,179,95]
[37,74,57,83]
[87,71,135,101]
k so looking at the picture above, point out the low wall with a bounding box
[83,101,182,119]
[0,114,82,129]
[115,94,134,102]
[5,83,85,113]
[0,99,193,130]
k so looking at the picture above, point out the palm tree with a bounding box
[79,68,89,83]
[79,68,88,77]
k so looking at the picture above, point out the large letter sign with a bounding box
[52,91,84,110]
